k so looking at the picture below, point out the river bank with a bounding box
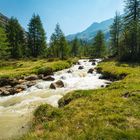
[0,59,110,140]
[21,60,140,140]
[0,58,78,96]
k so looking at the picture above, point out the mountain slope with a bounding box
[66,18,113,41]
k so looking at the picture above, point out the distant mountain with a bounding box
[66,18,113,42]
[0,13,9,28]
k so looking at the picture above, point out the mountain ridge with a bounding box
[66,18,114,41]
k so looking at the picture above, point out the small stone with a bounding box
[67,70,73,73]
[78,66,84,70]
[101,85,105,88]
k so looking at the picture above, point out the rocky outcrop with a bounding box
[50,80,64,89]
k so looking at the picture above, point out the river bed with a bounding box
[0,59,110,140]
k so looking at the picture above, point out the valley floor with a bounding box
[21,60,140,140]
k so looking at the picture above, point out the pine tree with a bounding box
[0,27,10,59]
[6,17,25,58]
[50,23,68,59]
[50,33,57,58]
[28,14,47,57]
[123,0,140,60]
[59,35,68,60]
[110,12,122,57]
[93,31,106,58]
[71,38,79,57]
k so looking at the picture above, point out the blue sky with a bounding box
[0,0,124,40]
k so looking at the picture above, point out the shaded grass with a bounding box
[0,58,78,78]
[21,61,140,140]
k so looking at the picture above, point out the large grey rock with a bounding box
[42,76,55,81]
[50,80,64,89]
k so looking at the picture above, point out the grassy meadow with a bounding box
[20,60,140,140]
[0,58,78,79]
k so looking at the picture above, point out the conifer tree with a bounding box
[28,14,47,57]
[50,23,68,59]
[123,0,140,60]
[93,31,106,58]
[110,12,122,56]
[0,27,10,59]
[71,38,79,57]
[6,17,25,58]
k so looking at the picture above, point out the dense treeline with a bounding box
[0,13,105,59]
[110,0,140,61]
[0,0,139,61]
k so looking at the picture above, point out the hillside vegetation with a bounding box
[21,60,140,140]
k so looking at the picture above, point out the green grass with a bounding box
[0,58,78,78]
[21,60,140,140]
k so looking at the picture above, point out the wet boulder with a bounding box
[26,81,36,88]
[0,86,17,96]
[88,68,94,74]
[67,70,73,73]
[25,75,38,81]
[0,78,11,87]
[50,80,64,89]
[38,74,44,79]
[0,78,19,87]
[14,85,27,93]
[78,66,84,70]
[77,62,81,65]
[42,76,55,81]
[92,62,96,66]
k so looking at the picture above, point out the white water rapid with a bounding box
[0,59,110,140]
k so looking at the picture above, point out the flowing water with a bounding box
[0,59,110,140]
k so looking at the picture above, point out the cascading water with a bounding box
[0,59,110,140]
